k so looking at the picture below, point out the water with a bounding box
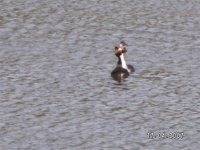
[0,0,200,149]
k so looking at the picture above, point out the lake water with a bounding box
[0,0,200,149]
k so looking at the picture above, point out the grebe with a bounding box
[111,46,129,80]
[119,41,135,73]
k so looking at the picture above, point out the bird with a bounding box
[111,41,135,81]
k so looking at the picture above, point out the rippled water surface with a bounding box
[1,0,200,149]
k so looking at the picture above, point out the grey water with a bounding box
[0,0,200,149]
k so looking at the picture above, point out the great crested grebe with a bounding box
[111,41,134,81]
[111,46,129,79]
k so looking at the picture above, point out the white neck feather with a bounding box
[120,54,128,70]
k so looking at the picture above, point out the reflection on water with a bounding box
[0,0,200,149]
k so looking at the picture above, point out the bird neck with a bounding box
[117,56,121,66]
[120,54,128,70]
